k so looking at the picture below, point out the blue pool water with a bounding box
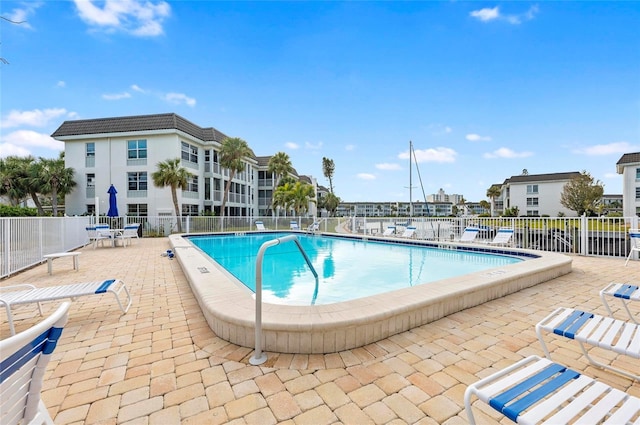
[188,233,523,306]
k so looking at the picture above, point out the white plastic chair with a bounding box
[465,355,640,425]
[86,226,111,249]
[625,229,640,266]
[290,221,300,230]
[0,279,131,335]
[255,221,267,231]
[401,226,416,238]
[458,227,480,243]
[1,302,70,425]
[307,221,320,232]
[118,223,140,247]
[489,227,514,246]
[382,226,396,236]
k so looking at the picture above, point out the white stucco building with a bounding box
[51,113,317,218]
[616,152,640,217]
[498,172,581,217]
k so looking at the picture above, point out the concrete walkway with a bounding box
[1,237,638,424]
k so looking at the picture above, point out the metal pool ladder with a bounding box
[250,234,318,365]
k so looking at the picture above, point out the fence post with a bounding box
[581,214,588,255]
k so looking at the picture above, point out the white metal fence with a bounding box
[2,215,638,279]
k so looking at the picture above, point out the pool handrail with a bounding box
[250,235,318,365]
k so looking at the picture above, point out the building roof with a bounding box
[504,171,581,184]
[616,152,640,173]
[51,113,229,143]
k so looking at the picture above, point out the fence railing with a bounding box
[1,215,638,279]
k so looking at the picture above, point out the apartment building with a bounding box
[51,113,317,218]
[497,172,581,216]
[616,152,640,217]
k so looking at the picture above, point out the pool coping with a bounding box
[170,232,572,354]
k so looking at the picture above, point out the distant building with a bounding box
[497,172,582,216]
[616,152,640,217]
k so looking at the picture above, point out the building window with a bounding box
[86,143,95,157]
[181,142,198,163]
[127,204,148,217]
[87,204,96,214]
[526,210,539,216]
[526,197,539,206]
[186,176,198,192]
[128,172,148,191]
[86,173,95,188]
[526,184,538,194]
[127,139,147,159]
[182,204,198,216]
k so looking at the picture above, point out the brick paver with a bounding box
[2,238,639,424]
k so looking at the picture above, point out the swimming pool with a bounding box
[188,233,522,305]
[171,231,572,354]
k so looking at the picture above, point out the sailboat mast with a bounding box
[409,140,413,218]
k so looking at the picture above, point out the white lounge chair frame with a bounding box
[600,282,639,324]
[401,226,417,238]
[0,279,131,335]
[465,355,640,425]
[382,226,396,236]
[307,221,320,232]
[290,221,300,231]
[86,226,112,249]
[1,302,70,425]
[536,307,640,380]
[489,227,514,246]
[458,227,480,243]
[625,229,640,266]
[255,221,267,231]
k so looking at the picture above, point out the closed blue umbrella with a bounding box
[107,184,119,217]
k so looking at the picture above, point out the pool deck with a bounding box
[1,237,638,424]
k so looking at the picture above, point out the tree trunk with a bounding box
[171,186,182,233]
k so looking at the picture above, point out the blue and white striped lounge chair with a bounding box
[535,307,640,380]
[401,226,417,238]
[382,226,396,236]
[0,279,131,335]
[625,229,640,266]
[307,221,320,232]
[489,227,514,246]
[255,221,267,231]
[465,355,640,424]
[86,226,112,249]
[600,282,640,324]
[290,221,300,231]
[458,227,480,243]
[1,302,69,425]
[118,223,140,247]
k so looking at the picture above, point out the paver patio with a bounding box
[1,237,638,424]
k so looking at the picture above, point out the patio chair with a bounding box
[488,227,514,246]
[535,306,640,380]
[118,223,140,247]
[290,221,300,231]
[400,226,417,238]
[0,279,131,335]
[307,221,320,232]
[86,226,112,249]
[600,282,639,324]
[625,229,640,266]
[255,221,268,231]
[382,226,396,236]
[0,301,70,425]
[458,227,480,243]
[465,355,640,425]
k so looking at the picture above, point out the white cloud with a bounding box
[572,141,639,156]
[470,7,500,22]
[399,147,457,163]
[483,147,533,159]
[470,5,538,25]
[466,133,492,142]
[285,142,299,150]
[56,81,66,88]
[357,173,376,180]
[0,143,31,157]
[345,144,355,151]
[73,0,171,37]
[376,163,402,171]
[102,92,132,101]
[164,92,196,107]
[604,172,620,179]
[0,108,69,129]
[4,2,42,30]
[1,130,64,150]
[131,84,146,93]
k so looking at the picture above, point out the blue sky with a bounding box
[1,1,638,203]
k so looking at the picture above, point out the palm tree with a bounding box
[322,157,335,194]
[486,185,502,217]
[0,156,31,207]
[38,153,76,216]
[152,158,193,232]
[290,181,316,215]
[219,137,251,219]
[268,152,293,189]
[272,182,294,216]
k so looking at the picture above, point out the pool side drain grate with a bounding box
[197,267,210,273]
